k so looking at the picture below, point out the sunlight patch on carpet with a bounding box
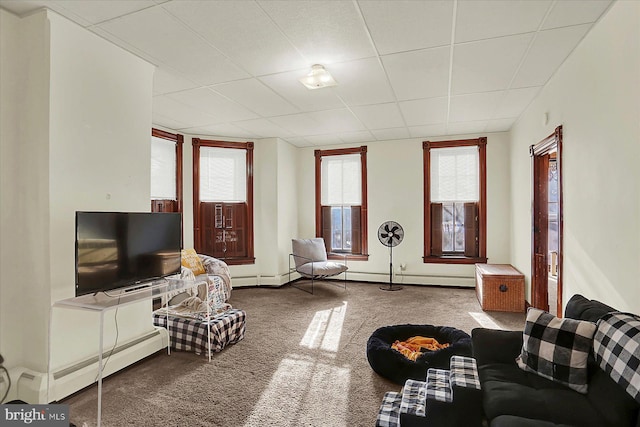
[469,311,501,329]
[243,356,351,427]
[299,301,347,352]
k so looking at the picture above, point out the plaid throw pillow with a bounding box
[516,308,597,393]
[593,312,640,403]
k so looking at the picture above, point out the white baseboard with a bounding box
[231,271,474,288]
[8,328,168,403]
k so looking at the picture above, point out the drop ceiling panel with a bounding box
[305,134,342,146]
[359,0,453,54]
[166,88,259,124]
[258,0,375,63]
[456,0,551,43]
[163,1,306,76]
[0,0,612,144]
[34,1,92,26]
[98,7,249,85]
[184,123,258,139]
[308,108,366,134]
[330,57,395,106]
[493,87,540,119]
[542,0,612,30]
[452,33,532,95]
[212,78,299,117]
[351,103,405,130]
[399,97,447,127]
[485,118,516,133]
[340,130,374,144]
[408,124,447,138]
[152,112,192,131]
[449,92,504,122]
[90,26,162,65]
[512,24,591,88]
[52,0,156,25]
[371,127,411,141]
[259,70,345,112]
[232,118,295,138]
[153,67,198,95]
[283,137,314,148]
[269,113,325,136]
[382,47,450,101]
[153,95,217,128]
[447,121,488,135]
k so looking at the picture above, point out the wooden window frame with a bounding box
[192,138,254,265]
[315,146,369,261]
[423,138,488,264]
[151,128,183,213]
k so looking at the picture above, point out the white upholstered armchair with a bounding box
[289,238,348,294]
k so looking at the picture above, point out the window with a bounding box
[151,129,183,213]
[193,139,254,265]
[423,138,487,264]
[315,146,368,260]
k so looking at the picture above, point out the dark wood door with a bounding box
[531,126,563,316]
[532,153,550,312]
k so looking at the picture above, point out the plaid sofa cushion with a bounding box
[425,368,453,403]
[449,355,481,390]
[376,391,401,427]
[399,379,428,417]
[593,312,640,403]
[516,308,596,393]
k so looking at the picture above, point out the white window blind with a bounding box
[321,154,361,205]
[430,146,479,202]
[200,147,247,202]
[150,136,176,199]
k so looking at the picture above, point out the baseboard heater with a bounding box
[53,329,161,380]
[41,328,167,402]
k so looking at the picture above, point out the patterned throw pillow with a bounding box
[593,312,640,403]
[516,308,597,393]
[207,276,228,311]
[181,248,205,276]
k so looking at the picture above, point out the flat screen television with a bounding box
[75,211,182,296]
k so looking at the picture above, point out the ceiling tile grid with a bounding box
[382,46,451,101]
[0,0,613,146]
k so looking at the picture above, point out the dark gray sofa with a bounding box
[472,294,640,427]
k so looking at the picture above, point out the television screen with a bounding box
[75,211,182,296]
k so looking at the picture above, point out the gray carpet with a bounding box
[64,281,525,427]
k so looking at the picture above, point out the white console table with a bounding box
[48,276,209,427]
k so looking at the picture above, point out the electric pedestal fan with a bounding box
[378,221,404,291]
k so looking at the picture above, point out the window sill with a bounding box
[423,256,488,265]
[328,253,369,261]
[218,257,255,266]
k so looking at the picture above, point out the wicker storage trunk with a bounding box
[475,264,525,313]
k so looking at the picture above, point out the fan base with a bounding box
[379,286,403,291]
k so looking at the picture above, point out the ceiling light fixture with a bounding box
[298,64,337,90]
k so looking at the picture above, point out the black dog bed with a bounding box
[366,324,472,385]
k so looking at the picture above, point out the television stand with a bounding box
[48,275,209,427]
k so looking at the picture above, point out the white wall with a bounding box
[277,139,299,274]
[296,133,512,286]
[47,11,156,372]
[509,0,640,312]
[0,8,52,375]
[253,138,279,281]
[0,9,158,400]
